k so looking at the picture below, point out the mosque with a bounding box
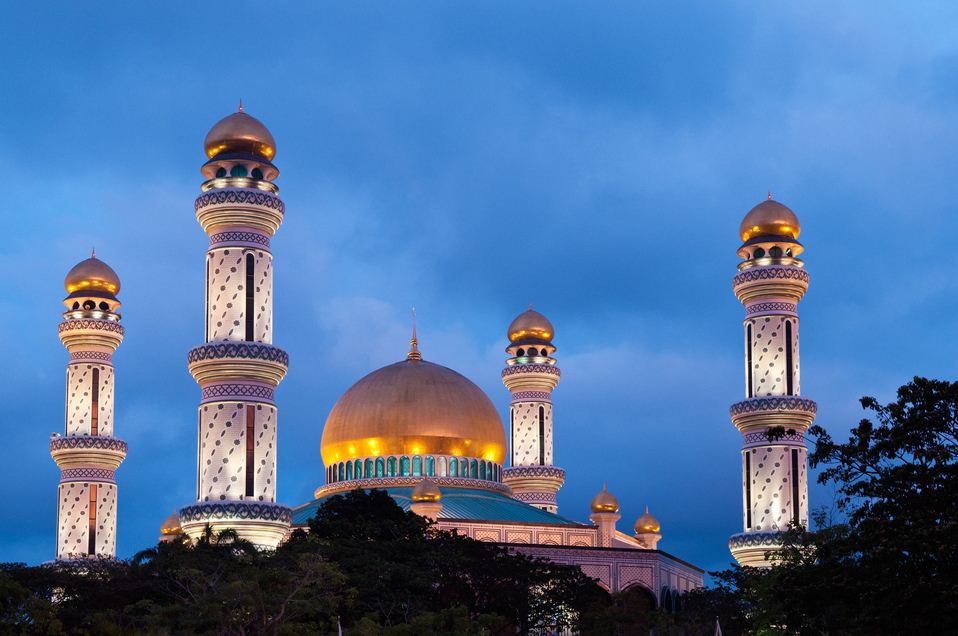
[49,107,817,606]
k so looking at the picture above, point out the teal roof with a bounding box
[292,486,587,528]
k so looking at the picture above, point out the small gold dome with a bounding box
[320,359,507,465]
[508,308,554,344]
[591,485,619,513]
[634,506,661,534]
[160,510,182,536]
[64,253,121,296]
[412,478,442,503]
[204,107,276,160]
[739,197,801,242]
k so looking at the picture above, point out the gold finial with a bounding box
[767,190,773,201]
[407,308,422,361]
[238,98,244,113]
[91,247,96,259]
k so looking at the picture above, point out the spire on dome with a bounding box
[407,308,422,361]
[238,98,243,113]
[91,248,96,259]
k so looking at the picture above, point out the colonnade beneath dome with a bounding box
[326,454,502,485]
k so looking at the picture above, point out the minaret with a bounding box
[51,253,127,559]
[178,106,291,549]
[728,195,817,567]
[589,486,620,547]
[501,307,564,513]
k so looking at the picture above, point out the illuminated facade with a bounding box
[177,105,291,549]
[728,196,816,567]
[51,253,127,559]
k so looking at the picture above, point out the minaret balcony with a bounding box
[728,531,785,567]
[58,319,124,352]
[50,435,127,470]
[179,500,291,550]
[194,188,284,235]
[732,265,809,304]
[729,396,817,434]
[501,363,561,391]
[187,342,288,386]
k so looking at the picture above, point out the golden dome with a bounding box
[160,510,182,536]
[320,359,507,465]
[64,253,121,296]
[204,107,276,160]
[412,478,442,503]
[634,506,661,534]
[591,485,619,513]
[507,308,554,344]
[739,197,801,242]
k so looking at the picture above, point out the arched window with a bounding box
[438,456,447,477]
[449,457,458,477]
[364,458,373,478]
[746,323,753,398]
[387,456,397,476]
[412,455,423,476]
[426,456,435,476]
[351,459,359,479]
[528,348,538,357]
[251,167,263,180]
[245,253,255,342]
[538,406,546,465]
[470,459,478,478]
[785,320,794,395]
[517,348,525,357]
[230,164,248,177]
[215,167,227,178]
[345,461,353,480]
[480,461,487,480]
[376,457,385,477]
[400,456,410,476]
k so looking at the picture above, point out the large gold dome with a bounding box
[739,198,801,242]
[64,255,121,296]
[320,359,507,466]
[204,108,276,160]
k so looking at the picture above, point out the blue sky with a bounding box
[3,2,958,574]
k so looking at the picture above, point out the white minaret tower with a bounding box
[502,307,564,513]
[178,105,291,548]
[51,252,127,560]
[728,195,817,567]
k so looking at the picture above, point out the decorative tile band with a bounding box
[180,501,292,524]
[194,189,285,215]
[188,342,289,366]
[511,391,552,403]
[60,467,116,483]
[502,364,561,378]
[201,383,275,403]
[209,231,271,248]
[728,531,784,549]
[502,466,566,480]
[729,396,818,418]
[50,435,128,454]
[733,266,809,288]
[70,351,113,362]
[745,301,798,316]
[59,319,125,335]
[511,491,557,505]
[742,430,806,446]
[314,476,512,499]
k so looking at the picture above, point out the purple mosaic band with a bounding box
[315,476,513,498]
[729,531,784,550]
[502,465,566,480]
[511,390,552,403]
[733,265,809,289]
[70,351,113,363]
[201,383,275,404]
[742,430,807,448]
[60,467,116,483]
[745,301,798,317]
[195,188,285,215]
[209,231,271,248]
[180,501,292,524]
[511,491,557,505]
[502,364,561,379]
[187,342,289,366]
[729,396,817,418]
[59,319,124,336]
[50,435,128,454]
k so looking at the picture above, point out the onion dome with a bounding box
[634,505,661,534]
[507,307,554,345]
[320,357,507,465]
[64,252,121,297]
[159,510,182,537]
[739,196,801,242]
[412,478,442,503]
[591,485,619,513]
[204,104,276,161]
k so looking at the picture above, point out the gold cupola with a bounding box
[591,485,620,513]
[411,478,442,503]
[64,251,121,298]
[159,509,183,542]
[507,307,554,346]
[634,505,661,534]
[203,103,277,161]
[739,195,801,242]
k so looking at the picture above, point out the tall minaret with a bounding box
[728,196,817,567]
[502,308,564,513]
[51,253,127,560]
[178,105,291,549]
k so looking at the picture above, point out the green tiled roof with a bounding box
[292,486,587,528]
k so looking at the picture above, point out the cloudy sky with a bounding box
[3,2,957,574]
